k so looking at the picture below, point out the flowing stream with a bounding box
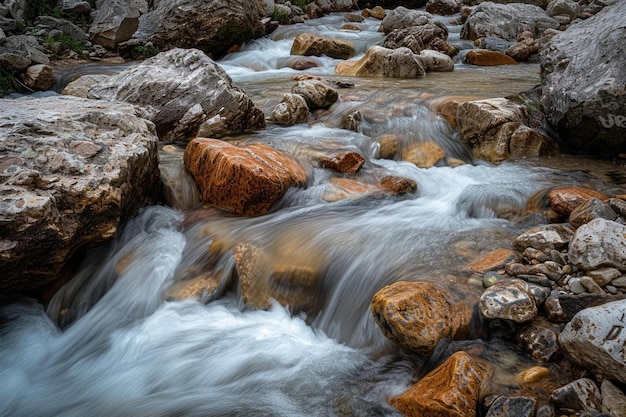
[2,12,626,417]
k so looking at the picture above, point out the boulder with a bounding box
[402,141,446,168]
[547,186,610,216]
[319,151,365,174]
[0,52,31,72]
[136,0,266,59]
[426,0,460,16]
[335,46,426,78]
[568,218,626,271]
[383,23,449,55]
[290,32,355,60]
[461,2,559,41]
[62,74,110,98]
[291,80,338,110]
[390,351,490,417]
[183,138,307,216]
[380,7,442,35]
[20,64,55,90]
[88,48,265,140]
[465,49,517,66]
[89,0,148,49]
[271,93,309,126]
[0,96,159,292]
[0,35,50,65]
[540,2,626,157]
[568,198,617,229]
[37,16,89,42]
[479,279,538,323]
[417,50,454,72]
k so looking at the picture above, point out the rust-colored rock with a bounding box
[323,178,383,201]
[390,351,491,417]
[375,134,400,159]
[380,176,417,195]
[429,95,478,127]
[466,49,518,66]
[461,248,519,274]
[402,141,446,168]
[319,151,365,174]
[547,186,610,216]
[290,32,355,60]
[362,6,385,20]
[183,138,307,216]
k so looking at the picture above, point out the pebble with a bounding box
[517,274,552,288]
[580,276,604,294]
[516,366,550,383]
[568,278,586,294]
[483,271,503,287]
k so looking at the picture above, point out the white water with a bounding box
[1,11,622,417]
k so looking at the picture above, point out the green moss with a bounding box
[43,33,88,55]
[292,0,308,10]
[130,45,160,60]
[272,8,291,24]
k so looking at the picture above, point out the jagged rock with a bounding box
[390,351,491,417]
[568,198,618,228]
[466,49,517,66]
[540,2,626,157]
[568,218,626,271]
[383,23,449,55]
[547,186,610,216]
[183,138,307,216]
[380,7,442,35]
[335,46,426,78]
[271,93,309,126]
[319,151,365,174]
[291,79,338,110]
[549,378,602,413]
[20,64,55,90]
[0,96,159,292]
[290,32,355,59]
[514,223,575,253]
[88,48,265,140]
[136,0,266,59]
[461,2,559,41]
[479,279,538,323]
[62,74,110,98]
[486,396,537,417]
[89,0,147,49]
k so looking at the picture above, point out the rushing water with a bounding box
[2,11,625,417]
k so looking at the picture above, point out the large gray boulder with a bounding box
[461,2,559,41]
[540,2,626,157]
[136,0,266,59]
[0,96,159,292]
[380,7,444,35]
[88,48,266,141]
[89,0,148,49]
[568,219,626,272]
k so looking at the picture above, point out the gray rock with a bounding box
[37,16,89,42]
[60,0,92,14]
[461,2,559,41]
[482,37,515,53]
[89,0,147,49]
[514,223,575,253]
[0,95,159,292]
[4,0,26,21]
[568,277,586,294]
[536,403,556,417]
[62,74,111,98]
[546,0,578,19]
[540,2,626,158]
[0,35,50,65]
[568,219,626,271]
[569,198,618,229]
[0,15,16,32]
[609,198,626,218]
[558,293,626,321]
[291,79,338,110]
[0,52,31,71]
[88,48,265,140]
[271,93,309,126]
[479,278,538,323]
[486,396,537,417]
[601,379,626,417]
[559,300,626,382]
[550,378,601,413]
[417,49,454,72]
[380,7,442,34]
[580,276,604,294]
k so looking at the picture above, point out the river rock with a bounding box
[540,2,626,157]
[137,0,266,59]
[290,32,355,60]
[88,48,265,140]
[505,37,539,62]
[383,23,449,55]
[183,138,307,216]
[568,198,617,229]
[516,325,561,362]
[390,351,490,417]
[465,49,517,66]
[0,95,159,292]
[461,2,559,41]
[380,7,442,35]
[485,396,537,417]
[335,46,426,78]
[514,223,574,253]
[417,50,454,72]
[291,79,338,110]
[402,141,445,168]
[89,0,147,49]
[601,379,626,417]
[568,218,626,271]
[426,0,460,16]
[62,74,110,98]
[271,93,309,126]
[319,151,365,174]
[379,176,417,195]
[479,279,538,323]
[559,300,626,383]
[362,6,385,20]
[547,186,609,216]
[549,378,601,413]
[20,64,55,90]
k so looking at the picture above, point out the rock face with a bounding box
[88,48,265,140]
[183,138,308,216]
[461,2,559,41]
[0,96,159,292]
[136,0,266,59]
[540,2,626,157]
[89,0,148,49]
[568,219,626,271]
[290,32,355,59]
[335,46,425,78]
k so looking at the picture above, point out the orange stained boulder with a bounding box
[547,186,610,216]
[466,49,517,66]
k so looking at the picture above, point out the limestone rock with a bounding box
[549,378,601,412]
[290,32,355,60]
[0,96,159,292]
[547,186,609,216]
[88,48,265,140]
[559,300,626,383]
[568,218,626,271]
[466,49,517,66]
[271,93,309,126]
[335,46,426,79]
[513,223,575,252]
[291,80,338,110]
[20,64,55,90]
[540,2,626,157]
[390,351,490,417]
[89,0,147,49]
[479,279,538,323]
[183,138,307,216]
[461,2,559,41]
[62,74,110,98]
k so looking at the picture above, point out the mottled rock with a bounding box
[380,7,443,35]
[601,379,626,417]
[271,93,309,126]
[513,223,575,253]
[335,46,426,78]
[383,23,449,55]
[588,268,621,286]
[88,48,265,140]
[506,38,539,62]
[466,49,517,66]
[479,279,538,323]
[390,351,490,417]
[0,96,159,292]
[547,186,610,216]
[426,0,460,16]
[292,80,338,110]
[89,0,147,49]
[485,396,537,417]
[568,218,626,271]
[544,290,569,322]
[549,378,601,413]
[20,64,55,90]
[319,151,365,174]
[379,176,417,195]
[568,197,618,229]
[516,325,560,362]
[62,74,110,98]
[290,32,355,60]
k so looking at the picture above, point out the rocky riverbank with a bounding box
[1,0,626,416]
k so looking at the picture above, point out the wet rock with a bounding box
[371,281,461,355]
[183,138,307,216]
[0,96,159,292]
[88,48,265,140]
[461,2,559,41]
[545,290,569,322]
[383,23,449,55]
[391,351,490,417]
[418,50,454,72]
[428,95,477,127]
[558,293,626,321]
[319,151,365,174]
[549,378,601,413]
[335,46,426,79]
[609,198,626,218]
[380,7,443,35]
[20,64,55,90]
[506,38,539,62]
[62,74,111,98]
[601,379,626,417]
[137,0,266,59]
[323,178,383,201]
[568,198,618,229]
[516,366,550,384]
[426,0,460,16]
[271,93,309,126]
[290,32,355,60]
[374,134,399,159]
[483,271,503,288]
[559,300,626,382]
[485,396,537,417]
[462,249,519,275]
[341,23,360,31]
[89,0,147,49]
[479,279,538,323]
[513,223,575,253]
[516,325,561,362]
[379,176,417,195]
[362,6,385,20]
[342,110,362,132]
[292,79,338,110]
[519,274,552,288]
[401,141,445,168]
[165,273,223,302]
[548,186,610,217]
[540,2,626,158]
[568,219,626,271]
[466,50,517,66]
[345,12,363,22]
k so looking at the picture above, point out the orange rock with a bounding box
[390,351,491,417]
[341,23,361,31]
[375,134,400,159]
[319,151,365,174]
[290,32,355,60]
[362,6,386,20]
[466,49,517,66]
[184,138,307,216]
[380,176,417,195]
[547,186,609,216]
[461,248,519,274]
[429,96,479,127]
[323,178,383,201]
[402,141,446,168]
